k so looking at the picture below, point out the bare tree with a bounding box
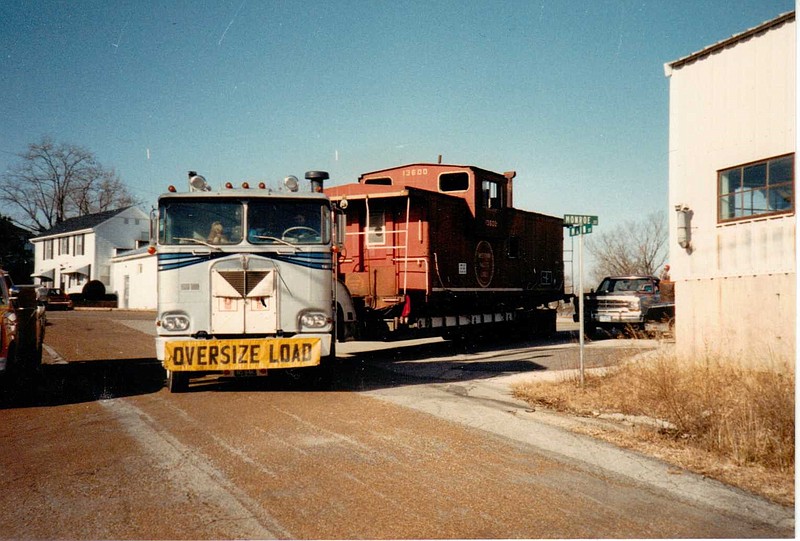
[586,210,668,282]
[0,136,139,232]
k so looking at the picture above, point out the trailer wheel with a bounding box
[166,370,189,393]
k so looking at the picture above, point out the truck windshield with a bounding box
[597,278,654,293]
[159,201,244,245]
[246,200,330,245]
[159,199,330,246]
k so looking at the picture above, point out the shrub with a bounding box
[82,280,106,300]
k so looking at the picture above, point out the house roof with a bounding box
[664,11,795,76]
[33,207,135,239]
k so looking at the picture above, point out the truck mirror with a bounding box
[335,212,346,248]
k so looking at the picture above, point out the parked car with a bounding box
[46,288,74,310]
[1,269,45,385]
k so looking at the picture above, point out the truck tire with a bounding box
[166,370,189,393]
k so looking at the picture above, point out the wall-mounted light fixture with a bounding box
[675,204,693,252]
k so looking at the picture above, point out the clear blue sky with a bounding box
[0,0,794,231]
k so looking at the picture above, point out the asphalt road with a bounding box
[0,310,793,539]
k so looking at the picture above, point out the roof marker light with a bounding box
[189,173,211,192]
[284,176,299,192]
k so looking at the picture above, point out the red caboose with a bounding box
[326,163,564,338]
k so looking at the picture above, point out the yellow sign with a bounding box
[164,338,321,371]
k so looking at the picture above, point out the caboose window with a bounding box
[439,172,469,192]
[482,180,503,209]
[364,177,392,185]
[367,208,386,245]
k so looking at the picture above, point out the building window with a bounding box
[74,234,85,256]
[718,154,794,222]
[59,236,70,255]
[44,239,53,260]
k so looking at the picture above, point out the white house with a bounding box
[111,246,157,309]
[664,12,795,364]
[30,207,150,298]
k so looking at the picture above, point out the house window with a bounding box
[44,239,53,260]
[718,154,794,222]
[59,237,70,255]
[74,234,85,256]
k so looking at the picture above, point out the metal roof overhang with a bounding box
[63,265,90,276]
[328,189,411,202]
[31,268,55,281]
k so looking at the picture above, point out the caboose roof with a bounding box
[357,162,500,181]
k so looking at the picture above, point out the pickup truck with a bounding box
[573,275,662,337]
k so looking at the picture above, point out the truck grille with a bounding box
[216,270,270,298]
[598,298,633,310]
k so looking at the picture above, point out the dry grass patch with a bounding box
[512,353,795,506]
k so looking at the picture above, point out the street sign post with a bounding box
[563,214,599,386]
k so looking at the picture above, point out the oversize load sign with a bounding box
[165,338,321,371]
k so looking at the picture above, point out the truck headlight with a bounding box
[160,312,190,332]
[629,300,641,310]
[300,311,330,329]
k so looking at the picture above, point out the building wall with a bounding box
[111,252,157,310]
[93,208,150,288]
[29,231,93,292]
[666,16,796,363]
[31,207,150,296]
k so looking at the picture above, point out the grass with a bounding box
[511,352,795,506]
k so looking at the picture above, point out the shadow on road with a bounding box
[0,329,651,405]
[0,358,165,409]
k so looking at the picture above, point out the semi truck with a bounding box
[152,171,342,392]
[153,165,565,392]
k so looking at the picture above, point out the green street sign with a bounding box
[564,214,599,226]
[568,224,593,236]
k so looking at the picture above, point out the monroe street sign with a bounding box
[564,214,599,226]
[563,213,599,386]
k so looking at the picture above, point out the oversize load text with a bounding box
[165,339,321,370]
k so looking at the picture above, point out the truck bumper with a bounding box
[590,312,644,325]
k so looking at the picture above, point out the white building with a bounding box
[111,246,157,309]
[30,207,150,298]
[664,12,795,363]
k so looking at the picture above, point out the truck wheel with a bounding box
[166,370,189,393]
